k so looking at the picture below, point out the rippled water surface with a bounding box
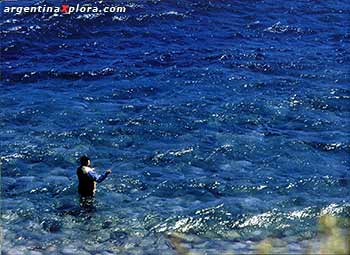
[1,0,350,254]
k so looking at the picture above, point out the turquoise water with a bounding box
[1,0,349,254]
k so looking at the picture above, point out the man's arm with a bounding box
[87,169,111,183]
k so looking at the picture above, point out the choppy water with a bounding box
[1,0,349,254]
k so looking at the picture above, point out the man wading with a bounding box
[77,156,111,197]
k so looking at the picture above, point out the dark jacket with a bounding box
[77,166,110,197]
[77,166,96,197]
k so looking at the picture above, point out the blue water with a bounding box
[1,0,349,254]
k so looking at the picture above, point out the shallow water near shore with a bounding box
[1,0,350,254]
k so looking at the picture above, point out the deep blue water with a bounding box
[1,0,349,254]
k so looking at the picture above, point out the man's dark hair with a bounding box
[80,156,90,166]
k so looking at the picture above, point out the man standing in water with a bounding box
[77,156,112,197]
